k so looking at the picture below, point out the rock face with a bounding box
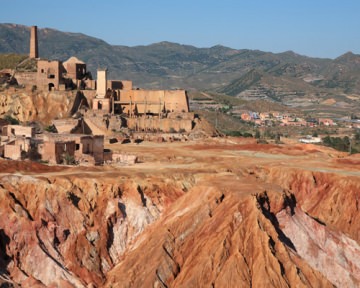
[0,139,359,287]
[0,89,78,123]
[0,170,186,287]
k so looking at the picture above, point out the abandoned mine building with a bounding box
[0,25,195,165]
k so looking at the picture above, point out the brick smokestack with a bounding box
[29,26,38,58]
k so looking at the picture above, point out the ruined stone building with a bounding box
[0,124,34,160]
[0,120,106,165]
[38,134,104,165]
[91,69,193,133]
[12,26,95,92]
[36,59,64,91]
[3,25,194,138]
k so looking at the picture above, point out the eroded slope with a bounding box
[0,139,359,287]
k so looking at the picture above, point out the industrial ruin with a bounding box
[0,26,196,165]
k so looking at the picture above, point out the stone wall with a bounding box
[67,63,86,81]
[117,89,189,114]
[15,71,37,87]
[112,153,137,165]
[93,135,104,164]
[40,140,76,164]
[42,133,104,165]
[2,125,35,138]
[127,116,193,132]
[37,60,63,91]
[4,143,21,160]
[92,98,111,112]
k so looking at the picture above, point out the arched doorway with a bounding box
[48,83,55,91]
[98,100,103,110]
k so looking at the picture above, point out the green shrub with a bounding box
[4,115,20,125]
[322,135,355,153]
[44,125,57,133]
[62,153,76,165]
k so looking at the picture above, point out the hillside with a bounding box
[1,23,359,93]
[0,139,360,287]
[1,23,360,120]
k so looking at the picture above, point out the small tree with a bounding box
[44,125,57,133]
[62,153,76,165]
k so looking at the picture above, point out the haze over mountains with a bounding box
[1,23,360,97]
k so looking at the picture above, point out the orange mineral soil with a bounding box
[0,137,359,287]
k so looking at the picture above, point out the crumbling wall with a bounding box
[92,135,104,164]
[15,71,37,87]
[127,117,193,132]
[2,125,35,138]
[118,89,189,114]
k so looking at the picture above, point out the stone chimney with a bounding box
[29,26,38,58]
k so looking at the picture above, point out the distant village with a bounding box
[239,111,336,128]
[0,26,194,165]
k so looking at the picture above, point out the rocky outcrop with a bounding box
[0,89,78,124]
[0,171,188,287]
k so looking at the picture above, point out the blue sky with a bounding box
[1,0,359,58]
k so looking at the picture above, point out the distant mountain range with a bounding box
[1,23,360,98]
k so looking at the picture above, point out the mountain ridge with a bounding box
[1,23,360,95]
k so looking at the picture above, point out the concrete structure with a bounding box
[30,26,38,59]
